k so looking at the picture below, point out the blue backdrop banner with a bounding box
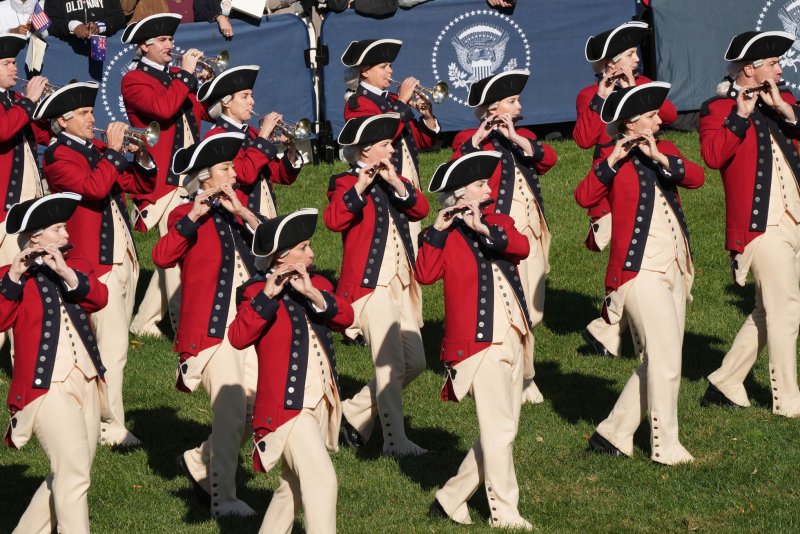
[320,0,637,135]
[17,16,315,130]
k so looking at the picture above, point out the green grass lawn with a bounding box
[3,131,800,533]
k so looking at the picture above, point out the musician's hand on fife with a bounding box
[608,135,636,168]
[460,200,490,237]
[636,130,670,169]
[398,77,419,105]
[433,206,458,231]
[263,263,294,298]
[39,244,75,284]
[104,122,128,153]
[759,79,797,122]
[9,247,36,282]
[355,162,378,195]
[216,183,245,214]
[258,111,281,140]
[24,76,48,104]
[188,187,216,221]
[471,117,495,148]
[376,157,408,196]
[615,65,636,88]
[736,83,759,119]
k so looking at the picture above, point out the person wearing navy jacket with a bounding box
[229,208,354,534]
[699,31,800,417]
[325,114,430,457]
[575,20,677,359]
[451,70,558,405]
[152,132,261,517]
[1,193,110,533]
[416,152,533,530]
[36,81,156,448]
[575,82,704,465]
[197,65,302,219]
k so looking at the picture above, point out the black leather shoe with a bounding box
[176,454,211,507]
[339,419,365,448]
[581,328,610,357]
[700,383,740,408]
[587,432,625,457]
[341,333,367,347]
[428,499,450,521]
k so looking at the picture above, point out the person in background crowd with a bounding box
[699,30,800,417]
[229,208,353,534]
[154,132,261,518]
[198,65,302,219]
[575,20,678,359]
[0,0,41,35]
[2,192,109,534]
[35,81,156,447]
[576,81,704,465]
[0,34,50,356]
[119,0,168,24]
[326,114,430,457]
[452,70,557,405]
[45,0,126,39]
[121,13,208,337]
[417,152,534,531]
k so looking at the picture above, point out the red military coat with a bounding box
[452,127,557,220]
[205,117,300,214]
[573,75,678,151]
[0,91,50,221]
[121,62,207,224]
[228,274,353,470]
[345,84,438,175]
[151,191,258,391]
[699,89,800,253]
[0,258,108,440]
[574,141,705,291]
[43,134,156,276]
[324,169,428,303]
[415,212,530,365]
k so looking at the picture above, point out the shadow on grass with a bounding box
[724,282,755,318]
[0,463,45,532]
[543,286,605,336]
[535,360,620,426]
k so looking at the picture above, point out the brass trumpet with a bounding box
[15,76,77,97]
[444,199,495,221]
[93,121,160,149]
[252,114,315,142]
[743,79,787,96]
[390,78,449,105]
[176,50,230,79]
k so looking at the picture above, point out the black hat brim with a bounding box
[337,114,400,146]
[467,70,529,107]
[197,65,259,103]
[6,192,82,235]
[121,13,182,44]
[341,39,403,68]
[585,21,649,62]
[600,81,671,124]
[429,151,502,193]
[33,82,99,120]
[253,208,318,257]
[725,30,795,62]
[0,34,27,60]
[172,132,245,175]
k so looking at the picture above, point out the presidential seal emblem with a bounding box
[432,9,531,106]
[756,0,800,89]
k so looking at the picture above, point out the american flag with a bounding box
[30,2,51,32]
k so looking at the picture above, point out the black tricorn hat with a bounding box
[172,132,245,176]
[0,34,27,60]
[121,13,181,44]
[600,81,671,124]
[585,21,649,63]
[337,113,400,146]
[724,30,795,62]
[197,65,259,103]
[341,39,403,68]
[428,151,501,193]
[467,70,529,107]
[252,208,318,258]
[33,82,98,120]
[6,192,82,235]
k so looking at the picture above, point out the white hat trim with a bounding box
[585,21,649,63]
[197,65,260,102]
[32,81,99,120]
[725,30,795,61]
[255,208,319,258]
[12,192,82,235]
[474,69,529,108]
[602,81,671,124]
[340,39,403,67]
[338,113,401,146]
[171,131,245,175]
[429,151,502,193]
[121,13,182,44]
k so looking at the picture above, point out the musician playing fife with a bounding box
[325,114,430,457]
[452,70,558,405]
[198,65,302,219]
[699,31,800,417]
[153,132,261,517]
[575,21,678,358]
[121,13,209,337]
[576,82,704,465]
[2,193,109,533]
[36,81,156,448]
[417,152,534,530]
[229,209,354,534]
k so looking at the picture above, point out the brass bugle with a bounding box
[175,49,230,80]
[743,79,787,96]
[15,76,77,96]
[390,78,449,104]
[23,244,74,262]
[444,198,496,221]
[275,264,317,283]
[93,121,160,149]
[251,114,315,142]
[203,183,241,206]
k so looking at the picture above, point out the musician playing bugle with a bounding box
[153,132,261,518]
[121,13,210,337]
[575,21,678,359]
[35,81,156,448]
[325,114,430,457]
[198,65,302,219]
[452,70,558,405]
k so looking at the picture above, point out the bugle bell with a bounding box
[176,50,230,79]
[15,76,77,97]
[390,78,449,105]
[252,113,315,142]
[93,121,160,149]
